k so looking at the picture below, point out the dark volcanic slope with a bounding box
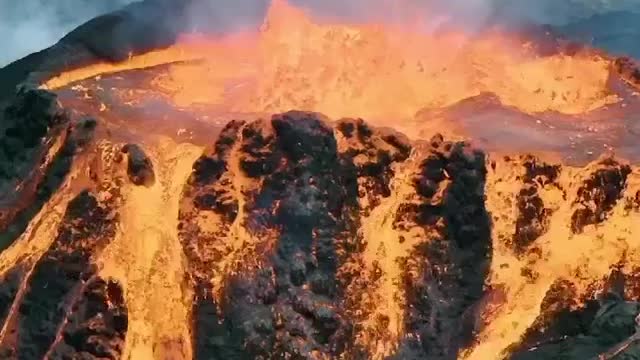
[179,114,389,358]
[0,0,273,104]
[0,185,128,359]
[0,0,187,103]
[0,87,131,359]
[556,11,640,59]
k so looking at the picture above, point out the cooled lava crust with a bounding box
[0,87,638,359]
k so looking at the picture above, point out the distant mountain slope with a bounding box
[555,10,640,59]
[0,0,136,67]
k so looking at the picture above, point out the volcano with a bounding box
[1,1,640,359]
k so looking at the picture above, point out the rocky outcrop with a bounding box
[570,159,632,234]
[179,113,362,358]
[509,280,640,360]
[121,144,155,187]
[0,89,131,358]
[394,138,491,359]
[0,102,636,359]
[0,88,73,250]
[0,189,124,359]
[177,112,493,359]
[512,157,562,252]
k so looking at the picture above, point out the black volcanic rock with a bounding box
[179,113,493,359]
[0,190,120,358]
[335,118,412,211]
[0,86,108,259]
[0,266,26,330]
[0,88,67,179]
[505,266,640,360]
[393,137,491,360]
[510,279,600,353]
[510,297,640,360]
[0,88,73,250]
[0,105,125,359]
[571,158,631,234]
[60,0,185,62]
[122,143,155,187]
[177,114,640,359]
[512,156,561,252]
[48,278,128,359]
[180,112,358,358]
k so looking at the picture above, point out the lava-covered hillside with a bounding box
[2,1,640,360]
[0,88,638,359]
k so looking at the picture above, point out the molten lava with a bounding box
[43,0,619,123]
[1,1,640,360]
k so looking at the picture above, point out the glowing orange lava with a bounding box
[44,0,618,124]
[33,1,640,359]
[465,158,640,360]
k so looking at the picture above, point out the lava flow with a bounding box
[1,0,640,359]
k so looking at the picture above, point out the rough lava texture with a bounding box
[511,156,562,253]
[2,1,640,358]
[395,137,492,359]
[177,112,491,359]
[570,158,632,234]
[0,82,638,359]
[0,88,72,250]
[0,188,126,358]
[508,277,640,360]
[179,113,363,358]
[0,87,134,358]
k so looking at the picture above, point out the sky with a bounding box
[0,0,135,66]
[1,0,639,67]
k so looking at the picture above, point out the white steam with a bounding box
[180,0,640,33]
[2,0,640,67]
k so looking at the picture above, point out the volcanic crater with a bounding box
[1,1,640,360]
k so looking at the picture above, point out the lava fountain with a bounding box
[43,0,620,120]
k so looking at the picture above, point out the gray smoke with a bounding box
[179,0,640,33]
[2,0,640,67]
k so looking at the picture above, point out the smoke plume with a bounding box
[178,0,640,34]
[2,0,639,67]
